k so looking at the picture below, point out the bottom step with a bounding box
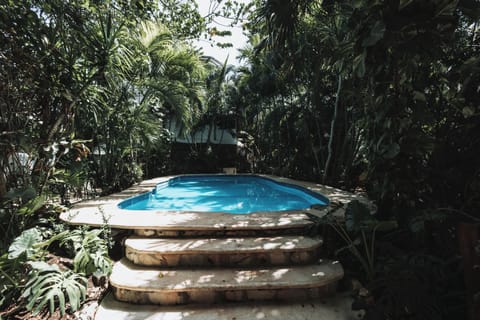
[96,292,359,320]
[110,258,343,305]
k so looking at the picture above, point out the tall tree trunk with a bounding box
[323,74,342,184]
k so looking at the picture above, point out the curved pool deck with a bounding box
[60,174,372,233]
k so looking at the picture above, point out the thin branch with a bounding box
[435,207,480,223]
[0,267,17,286]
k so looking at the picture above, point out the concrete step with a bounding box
[96,292,359,320]
[131,210,315,238]
[125,235,323,267]
[110,258,343,305]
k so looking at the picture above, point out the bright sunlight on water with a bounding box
[119,175,328,214]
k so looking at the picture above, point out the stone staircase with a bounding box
[96,228,351,319]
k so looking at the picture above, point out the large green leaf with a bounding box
[17,195,46,216]
[8,228,43,259]
[23,263,87,316]
[59,228,112,276]
[362,21,386,47]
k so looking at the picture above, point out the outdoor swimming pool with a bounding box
[118,175,329,214]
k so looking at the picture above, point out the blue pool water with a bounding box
[118,175,328,214]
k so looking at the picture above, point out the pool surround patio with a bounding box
[60,174,372,234]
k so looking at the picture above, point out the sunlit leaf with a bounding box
[8,228,43,259]
[18,195,46,216]
[23,263,87,316]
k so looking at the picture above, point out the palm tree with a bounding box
[75,17,207,191]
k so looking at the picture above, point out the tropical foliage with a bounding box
[1,0,479,318]
[237,0,480,215]
[23,262,87,316]
[0,0,210,317]
[238,1,479,319]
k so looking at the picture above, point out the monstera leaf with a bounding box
[23,262,87,316]
[8,228,43,259]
